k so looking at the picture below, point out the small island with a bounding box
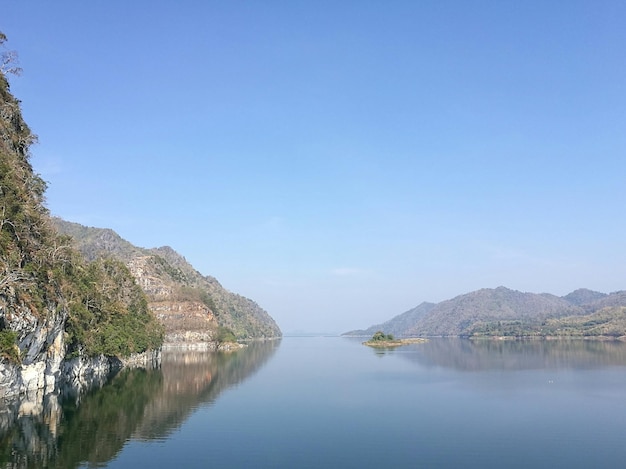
[363,331,427,348]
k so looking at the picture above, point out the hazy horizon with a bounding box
[4,1,626,333]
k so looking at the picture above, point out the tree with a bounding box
[371,331,394,342]
[214,325,237,349]
[0,32,22,76]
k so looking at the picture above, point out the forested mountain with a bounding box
[344,286,626,339]
[53,219,282,341]
[563,288,608,306]
[0,37,162,396]
[408,287,584,336]
[578,290,626,313]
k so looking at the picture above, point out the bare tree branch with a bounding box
[0,32,22,76]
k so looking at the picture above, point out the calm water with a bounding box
[2,337,626,468]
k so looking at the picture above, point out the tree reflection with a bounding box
[0,340,280,468]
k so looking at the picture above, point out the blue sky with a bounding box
[3,1,626,333]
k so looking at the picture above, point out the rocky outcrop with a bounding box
[0,49,163,400]
[127,255,173,298]
[127,256,220,345]
[0,294,162,398]
[0,294,67,398]
[152,300,217,343]
[54,219,283,342]
[0,267,162,399]
[61,349,161,398]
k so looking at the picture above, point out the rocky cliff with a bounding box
[0,40,162,398]
[53,219,282,344]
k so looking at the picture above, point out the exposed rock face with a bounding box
[1,54,162,399]
[0,291,162,399]
[0,319,161,399]
[61,349,161,397]
[1,46,274,400]
[0,271,161,398]
[151,300,217,343]
[127,255,220,346]
[127,255,219,344]
[0,295,67,398]
[54,219,282,343]
[127,255,173,298]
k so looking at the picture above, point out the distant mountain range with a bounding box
[343,287,626,339]
[54,218,281,343]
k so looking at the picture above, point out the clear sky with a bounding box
[3,1,626,334]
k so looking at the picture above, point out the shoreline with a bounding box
[363,338,428,348]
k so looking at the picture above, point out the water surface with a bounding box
[3,337,626,468]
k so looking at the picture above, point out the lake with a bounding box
[2,337,626,468]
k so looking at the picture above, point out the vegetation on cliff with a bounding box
[1,38,53,320]
[63,258,163,357]
[53,219,282,341]
[0,33,163,361]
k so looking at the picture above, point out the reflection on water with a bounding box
[0,341,280,469]
[378,338,626,371]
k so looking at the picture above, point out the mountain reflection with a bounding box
[380,338,626,371]
[0,340,280,469]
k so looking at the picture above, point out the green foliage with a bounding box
[64,258,164,358]
[215,325,237,347]
[174,285,217,311]
[371,331,395,342]
[468,307,626,338]
[0,329,19,362]
[53,220,282,341]
[151,255,187,283]
[1,45,164,361]
[1,54,61,318]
